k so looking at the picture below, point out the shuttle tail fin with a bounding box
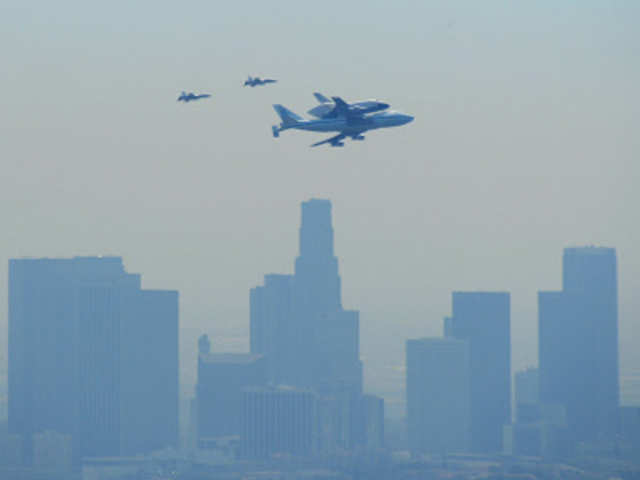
[313,92,331,104]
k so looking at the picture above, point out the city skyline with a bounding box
[1,0,638,476]
[0,199,634,472]
[1,205,637,420]
[1,2,639,397]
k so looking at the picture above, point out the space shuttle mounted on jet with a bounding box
[272,96,413,147]
[307,92,390,119]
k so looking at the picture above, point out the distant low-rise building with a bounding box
[196,343,267,444]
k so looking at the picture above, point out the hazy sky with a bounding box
[1,1,638,406]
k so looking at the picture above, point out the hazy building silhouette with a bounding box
[446,292,511,453]
[250,274,295,383]
[251,200,362,395]
[620,407,640,449]
[33,431,72,474]
[539,247,619,442]
[406,338,470,454]
[8,257,178,462]
[241,386,317,459]
[250,199,369,451]
[515,367,540,424]
[361,394,385,450]
[196,346,267,443]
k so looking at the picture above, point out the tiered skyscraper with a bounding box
[539,247,619,442]
[8,257,178,462]
[250,199,371,451]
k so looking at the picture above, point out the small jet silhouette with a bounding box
[244,76,277,87]
[177,91,211,102]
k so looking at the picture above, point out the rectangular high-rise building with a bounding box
[406,338,470,454]
[8,257,178,461]
[448,292,511,453]
[539,247,618,442]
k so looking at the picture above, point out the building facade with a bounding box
[241,386,318,458]
[8,257,178,462]
[196,350,267,442]
[446,291,511,453]
[539,247,619,442]
[406,338,470,454]
[249,200,370,452]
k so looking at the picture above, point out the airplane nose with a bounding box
[403,114,414,124]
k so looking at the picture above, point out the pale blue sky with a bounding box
[1,1,639,405]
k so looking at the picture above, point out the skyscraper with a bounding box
[249,199,367,450]
[406,338,470,454]
[250,199,362,395]
[539,247,618,442]
[8,257,178,461]
[447,292,511,453]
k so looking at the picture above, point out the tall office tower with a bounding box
[241,386,318,459]
[250,199,362,395]
[196,347,267,443]
[294,199,342,315]
[8,257,178,462]
[250,199,365,452]
[539,247,618,442]
[515,368,540,424]
[406,338,470,454]
[448,292,511,453]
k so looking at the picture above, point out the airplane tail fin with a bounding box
[314,92,331,103]
[273,105,303,126]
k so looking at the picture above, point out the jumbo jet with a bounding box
[244,76,277,87]
[272,97,413,147]
[177,91,211,102]
[307,92,390,119]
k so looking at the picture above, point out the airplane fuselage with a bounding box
[280,111,413,135]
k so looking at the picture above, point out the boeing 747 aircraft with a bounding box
[307,93,390,119]
[177,91,211,102]
[272,100,413,147]
[244,76,277,87]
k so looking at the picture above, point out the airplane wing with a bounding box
[310,133,346,147]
